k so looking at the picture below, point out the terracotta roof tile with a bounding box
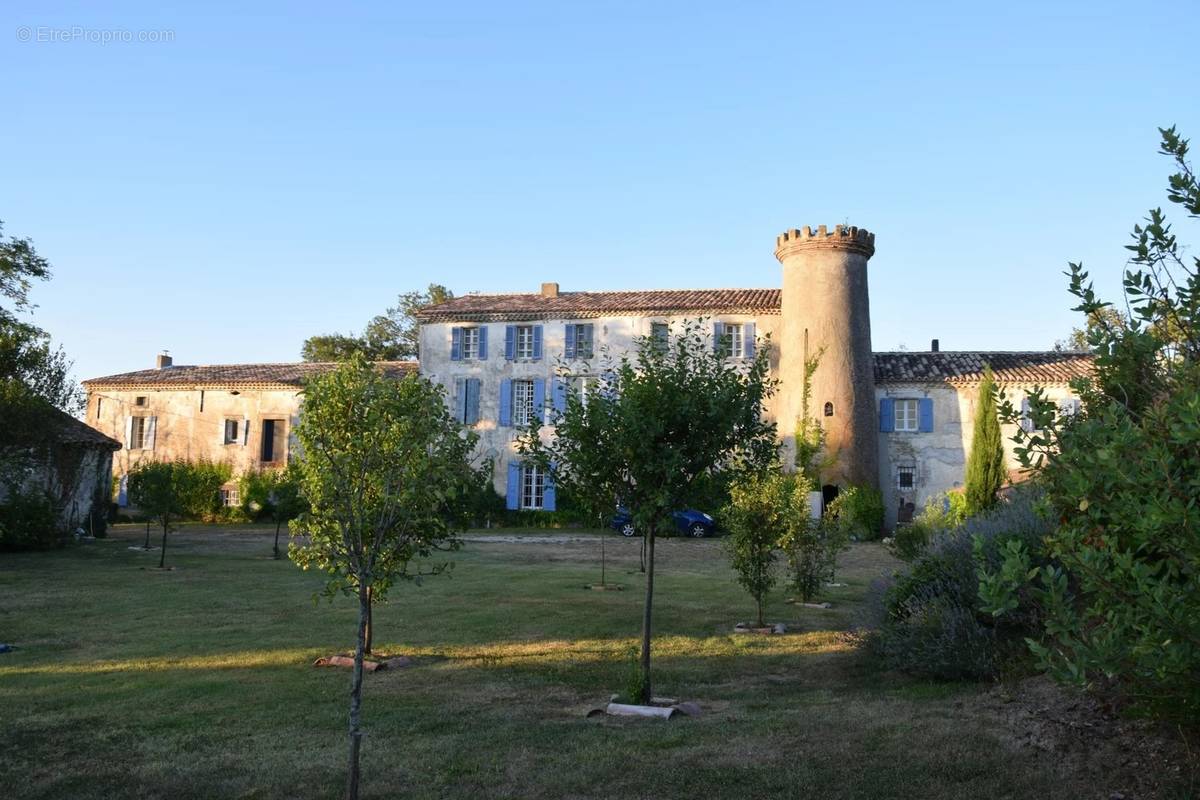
[82,361,418,390]
[873,351,1094,385]
[415,289,782,321]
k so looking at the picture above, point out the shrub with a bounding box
[828,485,885,541]
[888,491,967,562]
[0,489,60,550]
[786,516,848,602]
[870,486,1050,680]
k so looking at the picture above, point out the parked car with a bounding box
[610,508,717,538]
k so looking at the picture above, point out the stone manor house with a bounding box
[83,225,1092,527]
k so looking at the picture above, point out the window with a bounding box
[512,379,535,427]
[261,419,286,463]
[95,397,103,420]
[715,322,751,358]
[894,399,920,432]
[461,327,480,360]
[135,396,147,407]
[220,486,240,507]
[455,378,482,425]
[520,463,545,510]
[567,323,594,359]
[129,416,147,449]
[727,323,745,358]
[224,419,240,445]
[824,402,834,417]
[568,375,598,409]
[1058,397,1081,418]
[650,322,669,353]
[515,326,534,360]
[897,466,915,491]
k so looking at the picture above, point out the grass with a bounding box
[0,524,1155,798]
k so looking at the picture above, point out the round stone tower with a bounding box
[775,224,879,490]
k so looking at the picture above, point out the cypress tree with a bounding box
[964,365,1006,515]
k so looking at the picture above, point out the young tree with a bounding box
[289,354,476,799]
[963,365,1005,516]
[127,462,185,568]
[300,283,453,362]
[520,320,776,703]
[723,472,787,627]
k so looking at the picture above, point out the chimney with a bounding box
[541,282,559,298]
[157,351,173,369]
[930,339,940,352]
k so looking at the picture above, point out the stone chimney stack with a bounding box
[931,339,939,352]
[541,282,559,298]
[156,351,173,369]
[775,225,879,490]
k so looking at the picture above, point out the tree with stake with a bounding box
[289,355,476,799]
[127,461,184,568]
[241,464,307,559]
[520,320,776,703]
[964,365,1006,516]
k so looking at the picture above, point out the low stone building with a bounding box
[81,355,416,505]
[0,408,120,535]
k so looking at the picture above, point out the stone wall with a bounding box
[86,386,302,486]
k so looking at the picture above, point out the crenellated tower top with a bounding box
[774,224,875,260]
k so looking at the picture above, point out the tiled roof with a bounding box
[82,361,418,390]
[873,351,1094,385]
[415,289,782,322]
[51,409,121,449]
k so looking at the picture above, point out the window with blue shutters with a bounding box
[882,398,933,433]
[507,325,543,360]
[451,327,486,360]
[566,323,594,359]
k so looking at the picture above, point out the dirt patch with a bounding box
[972,676,1197,800]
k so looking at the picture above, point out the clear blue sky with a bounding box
[4,1,1198,381]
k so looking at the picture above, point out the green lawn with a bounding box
[0,525,1160,798]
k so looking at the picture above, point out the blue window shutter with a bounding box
[542,467,556,511]
[506,462,520,510]
[713,321,725,353]
[478,327,488,360]
[532,378,545,425]
[451,327,462,361]
[744,322,756,359]
[454,377,467,422]
[918,398,934,432]
[466,378,481,424]
[565,324,577,359]
[500,379,513,426]
[552,377,568,414]
[532,325,544,361]
[505,326,516,360]
[879,398,895,432]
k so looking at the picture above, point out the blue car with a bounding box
[610,508,717,538]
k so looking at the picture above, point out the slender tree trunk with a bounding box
[639,534,646,573]
[273,518,282,559]
[600,534,606,587]
[143,520,151,550]
[158,518,168,569]
[756,594,764,628]
[363,586,373,656]
[346,585,369,800]
[638,524,656,704]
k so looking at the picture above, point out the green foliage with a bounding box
[177,460,233,520]
[290,354,479,603]
[793,348,831,483]
[621,645,649,705]
[722,472,791,625]
[964,367,1005,516]
[828,485,885,541]
[127,460,196,567]
[871,487,1051,680]
[777,489,847,603]
[889,491,968,561]
[239,464,305,521]
[991,128,1200,722]
[0,489,60,551]
[301,283,453,362]
[520,318,778,702]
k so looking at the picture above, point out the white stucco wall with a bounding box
[875,381,1080,527]
[420,313,782,496]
